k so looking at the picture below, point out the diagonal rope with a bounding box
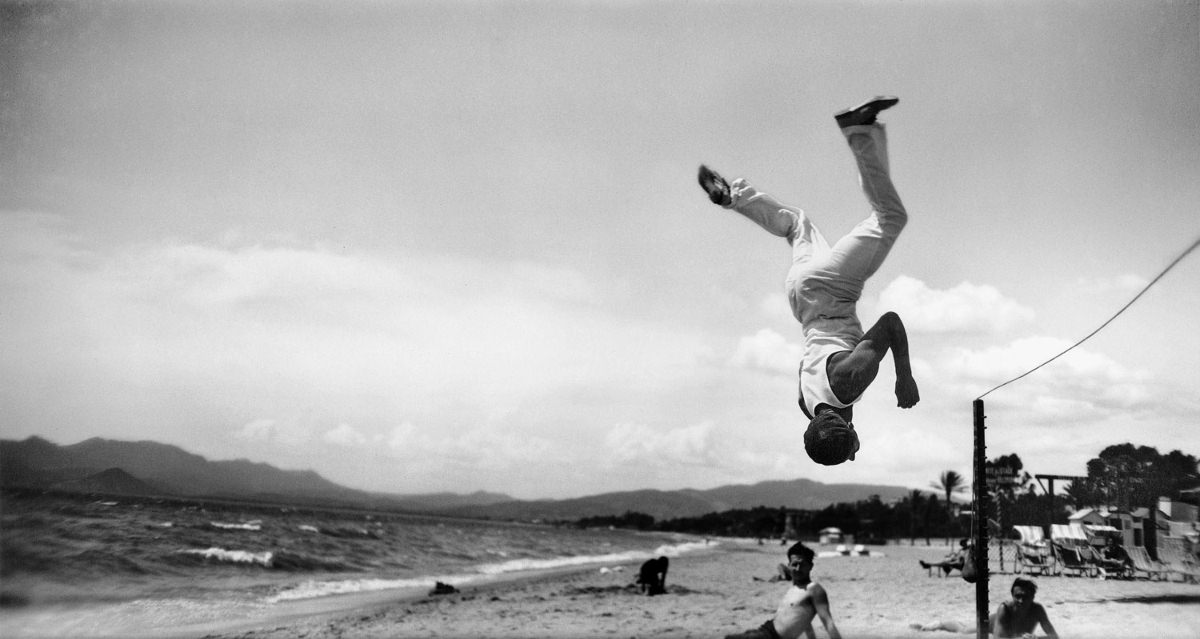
[976,236,1200,400]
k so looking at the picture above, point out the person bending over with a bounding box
[636,556,669,595]
[725,542,841,639]
[698,96,919,467]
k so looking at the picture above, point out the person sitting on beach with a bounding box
[919,538,970,575]
[636,556,669,595]
[991,577,1058,638]
[725,542,842,639]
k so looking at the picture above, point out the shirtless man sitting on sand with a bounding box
[725,542,842,639]
[992,577,1058,639]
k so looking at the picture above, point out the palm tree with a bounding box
[904,489,924,545]
[931,470,969,545]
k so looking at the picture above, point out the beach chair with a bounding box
[1051,542,1097,577]
[1125,546,1171,581]
[1013,525,1054,576]
[1078,545,1131,580]
[1156,538,1200,584]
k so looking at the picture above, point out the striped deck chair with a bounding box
[1013,525,1053,576]
[1126,546,1171,581]
[1157,538,1200,584]
[1051,542,1097,577]
[1078,545,1131,579]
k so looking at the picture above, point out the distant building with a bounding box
[819,527,843,544]
[1157,497,1200,545]
[1067,507,1143,548]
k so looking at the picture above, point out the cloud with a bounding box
[235,419,277,442]
[382,422,555,471]
[730,328,802,375]
[323,423,367,446]
[941,336,1154,422]
[877,275,1035,334]
[1073,274,1149,294]
[1,216,716,421]
[233,418,311,447]
[604,421,719,468]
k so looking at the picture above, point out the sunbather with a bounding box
[992,577,1058,638]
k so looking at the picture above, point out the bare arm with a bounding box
[829,311,919,408]
[1035,604,1058,639]
[809,584,841,639]
[993,604,1013,638]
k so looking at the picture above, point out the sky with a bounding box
[2,0,1198,500]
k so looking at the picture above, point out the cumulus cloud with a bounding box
[235,419,277,442]
[2,218,716,434]
[942,336,1153,422]
[233,418,311,446]
[382,422,555,471]
[1073,274,1149,294]
[604,421,719,468]
[323,423,367,446]
[877,275,1035,334]
[730,328,802,375]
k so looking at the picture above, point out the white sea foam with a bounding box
[264,539,711,603]
[211,520,262,531]
[179,547,273,567]
[298,525,319,533]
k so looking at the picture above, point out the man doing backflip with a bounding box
[698,96,919,466]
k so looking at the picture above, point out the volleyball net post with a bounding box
[973,398,989,639]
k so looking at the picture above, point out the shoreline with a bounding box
[181,555,667,639]
[196,540,1200,639]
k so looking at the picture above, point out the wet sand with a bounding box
[202,540,1200,639]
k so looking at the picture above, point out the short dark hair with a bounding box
[804,412,855,466]
[1011,577,1037,595]
[787,542,814,562]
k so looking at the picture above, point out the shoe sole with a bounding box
[835,95,899,118]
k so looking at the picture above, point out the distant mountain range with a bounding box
[1,436,919,520]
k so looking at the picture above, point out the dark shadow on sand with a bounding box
[1104,594,1200,605]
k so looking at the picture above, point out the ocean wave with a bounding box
[269,551,356,572]
[265,574,476,602]
[264,539,711,603]
[171,547,355,572]
[478,540,711,575]
[176,547,273,567]
[210,520,262,531]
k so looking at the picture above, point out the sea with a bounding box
[0,490,710,638]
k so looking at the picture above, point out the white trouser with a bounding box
[726,123,907,329]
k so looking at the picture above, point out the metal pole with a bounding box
[973,399,989,639]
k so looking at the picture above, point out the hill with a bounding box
[51,467,164,495]
[0,436,510,511]
[443,478,916,521]
[2,436,919,520]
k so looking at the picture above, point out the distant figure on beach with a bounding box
[698,96,918,467]
[636,556,669,595]
[725,542,842,639]
[919,538,970,575]
[991,577,1058,638]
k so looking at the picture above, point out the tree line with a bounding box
[577,443,1199,543]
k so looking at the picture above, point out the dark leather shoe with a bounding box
[834,95,899,128]
[697,164,731,206]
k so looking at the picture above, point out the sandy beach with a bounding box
[200,540,1200,639]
